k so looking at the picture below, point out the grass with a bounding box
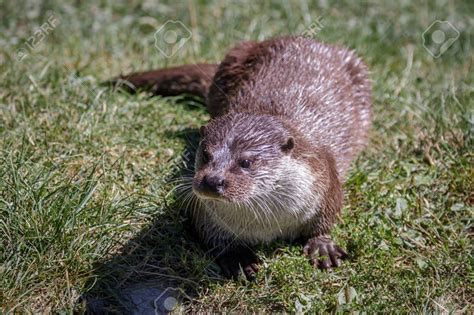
[0,0,472,313]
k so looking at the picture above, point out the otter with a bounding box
[112,36,372,279]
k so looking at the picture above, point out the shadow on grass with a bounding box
[80,129,221,314]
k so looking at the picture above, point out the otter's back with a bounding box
[207,37,372,178]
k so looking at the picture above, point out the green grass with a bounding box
[0,0,472,313]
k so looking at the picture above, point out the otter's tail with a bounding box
[107,63,218,99]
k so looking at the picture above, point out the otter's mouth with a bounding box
[192,188,232,202]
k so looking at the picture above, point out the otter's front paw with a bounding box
[216,247,260,280]
[303,235,347,269]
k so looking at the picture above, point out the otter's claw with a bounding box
[303,235,347,269]
[216,247,260,280]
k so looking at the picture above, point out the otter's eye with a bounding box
[240,159,252,169]
[202,149,211,164]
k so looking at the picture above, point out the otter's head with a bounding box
[192,113,294,203]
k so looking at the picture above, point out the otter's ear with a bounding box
[281,137,294,153]
[199,126,207,137]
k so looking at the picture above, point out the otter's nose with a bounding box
[202,175,225,193]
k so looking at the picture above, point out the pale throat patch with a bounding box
[201,157,322,244]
